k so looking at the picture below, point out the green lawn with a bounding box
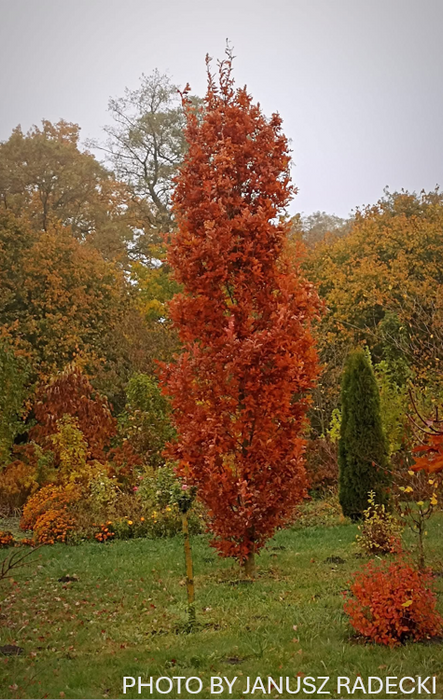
[0,512,442,700]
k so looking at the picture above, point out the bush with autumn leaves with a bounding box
[20,483,81,544]
[18,462,205,545]
[344,559,442,646]
[344,406,443,646]
[344,417,443,646]
[0,530,15,547]
[0,363,205,545]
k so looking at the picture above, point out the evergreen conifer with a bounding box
[338,347,390,519]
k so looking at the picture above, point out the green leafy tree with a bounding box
[374,360,408,457]
[120,373,174,467]
[338,347,390,519]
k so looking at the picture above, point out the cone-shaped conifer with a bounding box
[338,347,390,520]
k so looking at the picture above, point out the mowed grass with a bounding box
[0,510,442,700]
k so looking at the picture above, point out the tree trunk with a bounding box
[182,512,196,626]
[243,550,256,579]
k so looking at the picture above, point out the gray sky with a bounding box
[1,0,442,218]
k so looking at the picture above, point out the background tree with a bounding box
[338,347,390,519]
[161,52,319,575]
[0,341,30,467]
[119,373,174,467]
[291,210,352,248]
[101,70,189,259]
[100,71,194,367]
[0,120,134,263]
[301,188,443,447]
[0,118,182,380]
[0,211,144,404]
[304,190,443,387]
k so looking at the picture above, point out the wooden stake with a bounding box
[182,511,196,626]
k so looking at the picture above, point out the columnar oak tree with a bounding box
[161,52,320,575]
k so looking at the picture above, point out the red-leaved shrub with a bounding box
[344,560,442,646]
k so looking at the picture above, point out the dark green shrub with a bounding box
[338,348,390,519]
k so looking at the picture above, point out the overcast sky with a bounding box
[1,0,442,218]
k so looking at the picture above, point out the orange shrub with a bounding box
[20,484,81,532]
[30,367,140,483]
[33,508,76,544]
[19,537,36,547]
[30,366,117,462]
[0,531,15,547]
[344,560,442,646]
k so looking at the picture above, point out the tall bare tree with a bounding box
[101,71,192,262]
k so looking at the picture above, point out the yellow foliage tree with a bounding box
[304,189,443,429]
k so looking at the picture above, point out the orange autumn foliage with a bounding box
[30,365,116,462]
[0,119,135,262]
[408,397,443,475]
[94,522,115,542]
[33,509,76,545]
[20,483,81,532]
[0,460,39,510]
[161,53,319,563]
[344,560,442,646]
[27,367,140,488]
[303,190,443,435]
[20,483,81,545]
[412,435,443,474]
[0,531,15,547]
[0,211,132,384]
